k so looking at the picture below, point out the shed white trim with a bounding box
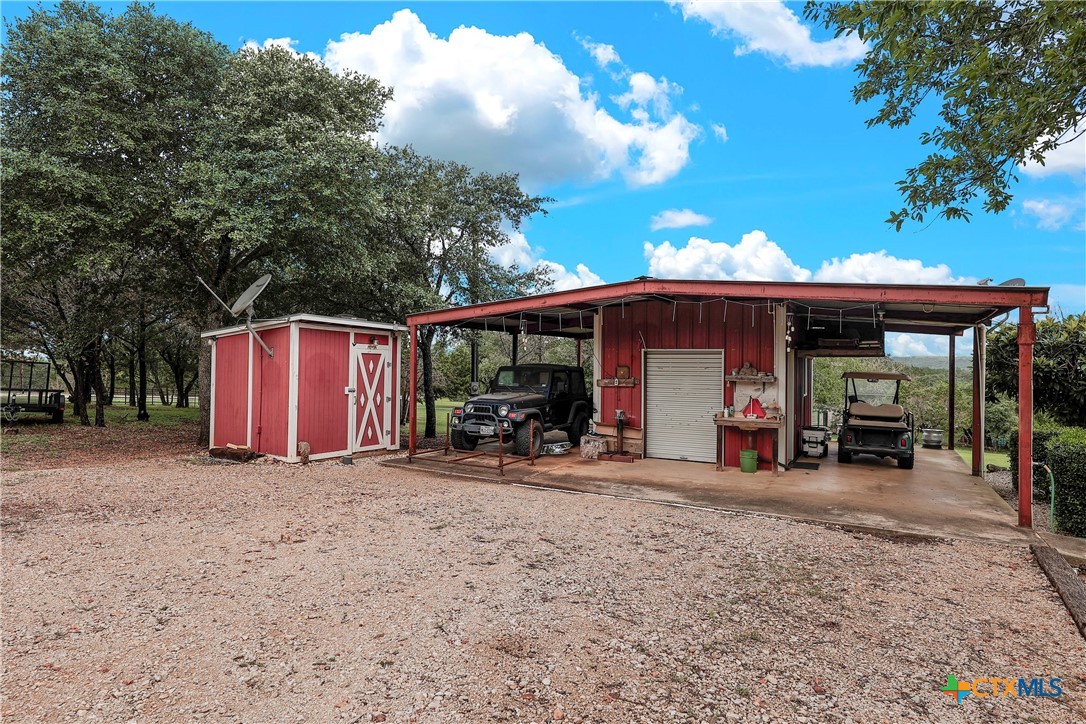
[286,321,301,463]
[209,339,217,446]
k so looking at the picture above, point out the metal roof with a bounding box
[405,279,1049,337]
[202,313,407,338]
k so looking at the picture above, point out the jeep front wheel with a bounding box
[514,421,543,457]
[451,429,477,451]
[567,414,589,446]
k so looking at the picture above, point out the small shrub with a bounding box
[1009,418,1063,500]
[1047,427,1086,537]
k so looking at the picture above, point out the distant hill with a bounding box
[893,355,973,370]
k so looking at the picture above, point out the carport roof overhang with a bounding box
[405,279,1050,338]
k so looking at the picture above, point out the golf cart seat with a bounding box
[848,401,905,420]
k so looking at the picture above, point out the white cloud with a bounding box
[242,36,321,62]
[613,71,680,116]
[1021,199,1076,231]
[711,123,729,142]
[813,251,972,285]
[644,230,813,281]
[886,333,937,357]
[578,36,621,69]
[1020,126,1086,179]
[322,10,698,188]
[539,261,606,292]
[650,208,714,231]
[492,232,604,292]
[645,233,977,289]
[673,0,865,68]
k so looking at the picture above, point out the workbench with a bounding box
[714,414,783,476]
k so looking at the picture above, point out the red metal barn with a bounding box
[201,315,405,462]
[406,279,1049,527]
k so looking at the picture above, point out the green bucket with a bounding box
[739,449,758,474]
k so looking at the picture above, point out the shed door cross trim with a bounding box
[353,346,390,452]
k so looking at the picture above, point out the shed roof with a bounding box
[405,279,1048,338]
[202,313,407,339]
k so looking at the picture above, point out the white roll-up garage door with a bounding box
[644,350,723,463]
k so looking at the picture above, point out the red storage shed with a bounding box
[201,314,405,462]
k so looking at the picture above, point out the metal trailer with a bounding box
[1,359,66,423]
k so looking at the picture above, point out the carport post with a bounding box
[408,324,418,455]
[971,326,986,477]
[948,335,955,451]
[1017,308,1035,528]
[511,331,519,365]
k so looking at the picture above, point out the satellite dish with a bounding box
[196,273,275,358]
[999,277,1026,287]
[230,274,272,316]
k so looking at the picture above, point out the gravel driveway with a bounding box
[3,455,1083,722]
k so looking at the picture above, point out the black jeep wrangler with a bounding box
[451,364,594,457]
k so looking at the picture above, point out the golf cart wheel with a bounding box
[838,448,852,464]
[897,456,914,470]
[51,411,64,424]
[451,429,477,451]
[515,421,543,457]
[567,414,589,446]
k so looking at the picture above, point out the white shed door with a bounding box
[644,350,723,463]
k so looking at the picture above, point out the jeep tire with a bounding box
[897,455,914,470]
[567,414,589,446]
[838,447,852,464]
[451,429,478,451]
[514,421,543,457]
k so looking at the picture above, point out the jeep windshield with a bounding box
[491,367,551,393]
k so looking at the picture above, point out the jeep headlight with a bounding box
[465,403,474,413]
[498,404,510,417]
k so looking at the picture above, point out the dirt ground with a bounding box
[2,454,1084,723]
[0,413,202,473]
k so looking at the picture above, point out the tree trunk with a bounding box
[91,335,107,427]
[420,327,437,439]
[137,317,150,421]
[128,350,136,406]
[198,303,222,445]
[67,353,89,425]
[174,363,187,408]
[106,346,116,406]
[182,374,197,408]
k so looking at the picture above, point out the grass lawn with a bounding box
[955,448,1011,469]
[400,398,458,438]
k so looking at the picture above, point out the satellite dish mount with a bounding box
[197,274,275,358]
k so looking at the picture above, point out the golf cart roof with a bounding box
[842,372,911,381]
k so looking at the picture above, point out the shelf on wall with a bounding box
[726,375,777,383]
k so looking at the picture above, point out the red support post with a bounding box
[408,324,418,455]
[948,334,956,451]
[971,328,983,477]
[1017,307,1035,528]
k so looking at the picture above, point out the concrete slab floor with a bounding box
[388,440,1081,558]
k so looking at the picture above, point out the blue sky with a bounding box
[6,1,1084,354]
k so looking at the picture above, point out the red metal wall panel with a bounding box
[251,326,291,457]
[212,333,249,448]
[297,328,350,456]
[599,299,776,469]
